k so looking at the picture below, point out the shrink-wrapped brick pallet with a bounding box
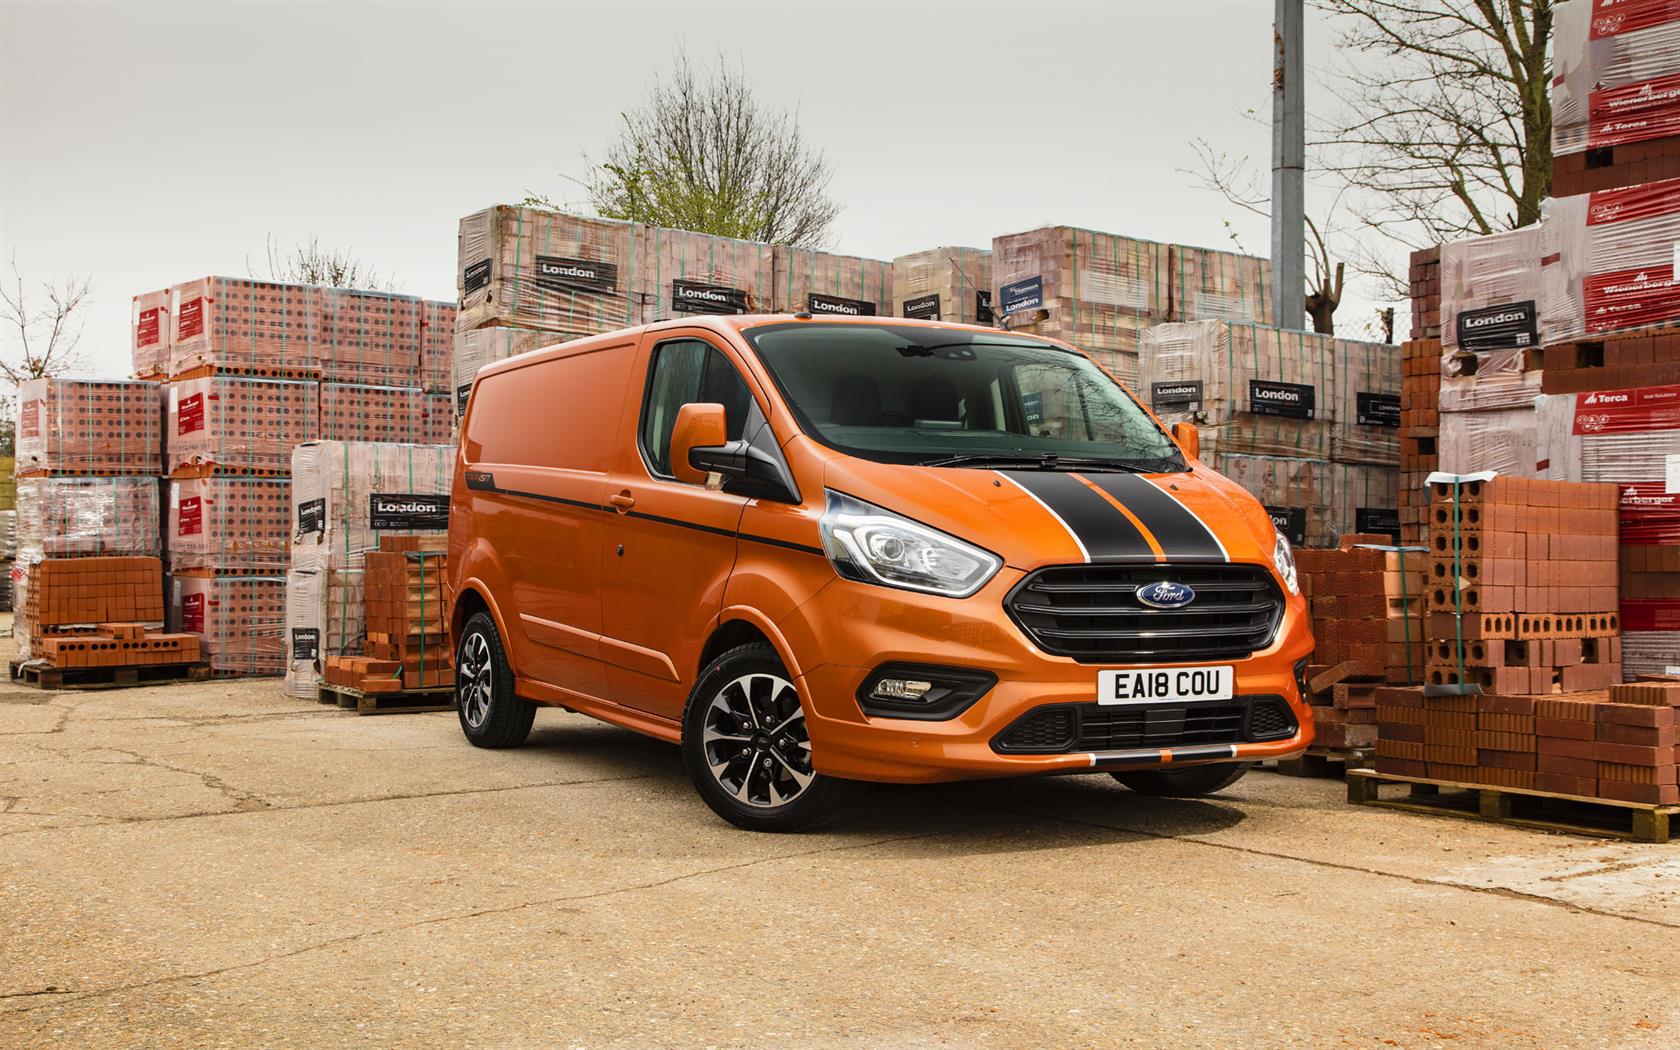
[167,477,291,575]
[1620,601,1680,678]
[14,554,168,662]
[892,247,993,325]
[1329,462,1402,543]
[453,327,553,414]
[457,205,642,336]
[1438,224,1541,370]
[1553,0,1680,197]
[1164,243,1272,325]
[1332,337,1401,466]
[1425,476,1623,695]
[283,567,324,698]
[290,441,453,572]
[13,377,162,476]
[1439,406,1539,478]
[419,298,455,394]
[992,226,1165,385]
[1139,320,1335,460]
[643,227,777,319]
[772,246,894,319]
[1210,453,1332,547]
[169,277,321,377]
[1544,176,1680,344]
[168,376,320,475]
[132,289,171,379]
[173,574,286,677]
[13,477,161,560]
[317,288,424,387]
[320,383,426,444]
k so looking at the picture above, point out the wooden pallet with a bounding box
[8,658,212,691]
[315,680,454,715]
[1347,769,1679,844]
[1270,745,1375,778]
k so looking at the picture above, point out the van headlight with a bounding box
[1273,529,1300,596]
[820,491,1001,598]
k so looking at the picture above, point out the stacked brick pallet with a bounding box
[1425,477,1622,693]
[453,204,900,415]
[9,379,165,662]
[17,556,198,676]
[1398,338,1442,546]
[324,539,451,694]
[1376,679,1679,806]
[284,441,453,698]
[1552,0,1680,197]
[988,226,1271,386]
[1139,321,1400,546]
[892,247,993,326]
[135,277,456,676]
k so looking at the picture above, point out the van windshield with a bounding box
[744,322,1184,470]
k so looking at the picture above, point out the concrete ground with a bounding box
[2,627,1677,1048]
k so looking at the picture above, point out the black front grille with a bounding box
[1005,563,1283,663]
[993,696,1297,754]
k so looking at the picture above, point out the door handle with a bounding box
[609,491,636,513]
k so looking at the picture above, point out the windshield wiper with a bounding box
[920,453,1171,473]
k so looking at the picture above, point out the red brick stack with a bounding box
[1426,476,1623,694]
[1296,537,1427,682]
[1398,338,1441,546]
[20,556,198,670]
[1552,0,1680,197]
[324,537,451,693]
[1408,248,1440,341]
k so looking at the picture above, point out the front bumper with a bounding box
[778,567,1316,784]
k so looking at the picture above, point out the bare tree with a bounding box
[1315,0,1553,244]
[1,257,91,386]
[1186,140,1348,335]
[254,235,398,291]
[534,49,841,248]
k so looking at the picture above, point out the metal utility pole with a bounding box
[1271,0,1305,331]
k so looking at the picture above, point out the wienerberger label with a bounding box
[534,255,617,295]
[176,392,206,435]
[136,307,161,347]
[178,496,203,536]
[369,493,449,531]
[808,293,876,317]
[902,293,940,320]
[671,279,748,314]
[181,592,205,634]
[1249,379,1315,419]
[177,297,205,340]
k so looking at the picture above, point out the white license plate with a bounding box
[1098,666,1234,705]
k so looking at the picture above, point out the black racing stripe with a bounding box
[1083,474,1226,560]
[475,484,824,557]
[1001,471,1154,560]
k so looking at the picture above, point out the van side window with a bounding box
[640,339,753,478]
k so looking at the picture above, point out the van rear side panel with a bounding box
[453,340,638,699]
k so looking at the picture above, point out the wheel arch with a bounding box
[451,580,519,677]
[700,607,804,685]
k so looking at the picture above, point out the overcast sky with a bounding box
[2,0,1352,377]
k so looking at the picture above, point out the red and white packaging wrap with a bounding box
[168,477,291,575]
[1621,599,1680,678]
[1539,384,1680,542]
[1553,0,1680,157]
[1543,176,1680,341]
[132,289,171,379]
[168,277,321,377]
[173,574,286,677]
[13,377,162,476]
[168,376,320,475]
[317,288,424,387]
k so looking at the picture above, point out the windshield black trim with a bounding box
[738,320,1184,470]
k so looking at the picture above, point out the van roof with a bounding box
[474,313,1032,382]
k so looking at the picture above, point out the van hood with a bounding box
[821,454,1279,571]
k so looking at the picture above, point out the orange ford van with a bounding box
[449,315,1314,830]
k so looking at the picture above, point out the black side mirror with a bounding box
[689,440,799,504]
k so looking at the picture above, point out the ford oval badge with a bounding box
[1137,581,1195,609]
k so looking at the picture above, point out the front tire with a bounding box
[455,611,535,748]
[682,642,860,832]
[1111,761,1251,797]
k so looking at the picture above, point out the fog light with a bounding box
[871,678,934,702]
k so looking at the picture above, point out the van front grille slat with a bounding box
[1005,563,1284,663]
[993,696,1298,754]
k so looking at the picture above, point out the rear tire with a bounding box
[455,611,535,748]
[1111,761,1251,798]
[682,642,861,832]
